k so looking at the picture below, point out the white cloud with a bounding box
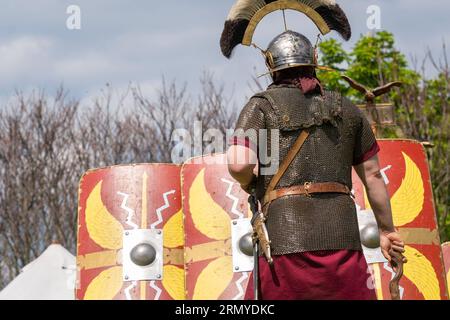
[53,53,123,80]
[0,36,53,81]
[114,28,214,53]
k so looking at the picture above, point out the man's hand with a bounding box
[380,230,407,264]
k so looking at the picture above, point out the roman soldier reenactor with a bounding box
[222,0,407,300]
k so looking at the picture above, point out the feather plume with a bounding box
[220,19,249,58]
[220,0,351,58]
[315,3,351,40]
[227,0,267,20]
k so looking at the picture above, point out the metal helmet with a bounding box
[264,30,317,74]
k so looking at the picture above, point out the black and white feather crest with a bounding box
[220,0,351,58]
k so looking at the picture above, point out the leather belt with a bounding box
[263,182,351,208]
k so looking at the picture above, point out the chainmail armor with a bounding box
[233,84,377,255]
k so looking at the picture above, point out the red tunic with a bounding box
[245,250,377,300]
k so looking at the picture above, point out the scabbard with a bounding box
[253,239,260,301]
[248,194,265,300]
[252,214,273,264]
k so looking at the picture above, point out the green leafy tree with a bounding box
[348,32,418,87]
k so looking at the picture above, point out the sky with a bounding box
[0,0,449,107]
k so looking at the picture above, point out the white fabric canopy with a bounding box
[0,244,76,300]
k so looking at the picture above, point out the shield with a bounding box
[182,154,252,300]
[182,139,448,300]
[76,164,184,300]
[442,242,450,293]
[353,140,448,300]
[76,140,447,300]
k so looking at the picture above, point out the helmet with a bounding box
[264,30,317,74]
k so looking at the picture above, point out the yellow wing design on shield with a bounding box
[390,153,424,226]
[84,266,123,300]
[365,152,424,227]
[193,256,234,300]
[162,265,185,300]
[85,180,124,250]
[403,246,441,300]
[163,209,184,248]
[189,169,231,240]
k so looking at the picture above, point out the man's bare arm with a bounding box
[227,145,258,192]
[355,155,406,262]
[355,155,395,232]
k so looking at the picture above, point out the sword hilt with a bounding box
[248,194,260,301]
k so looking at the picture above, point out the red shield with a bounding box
[76,164,184,300]
[353,140,448,300]
[182,154,252,300]
[77,140,447,300]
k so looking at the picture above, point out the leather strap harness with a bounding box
[262,130,351,211]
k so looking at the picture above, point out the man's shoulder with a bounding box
[330,91,363,117]
[236,94,272,123]
[245,91,274,111]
